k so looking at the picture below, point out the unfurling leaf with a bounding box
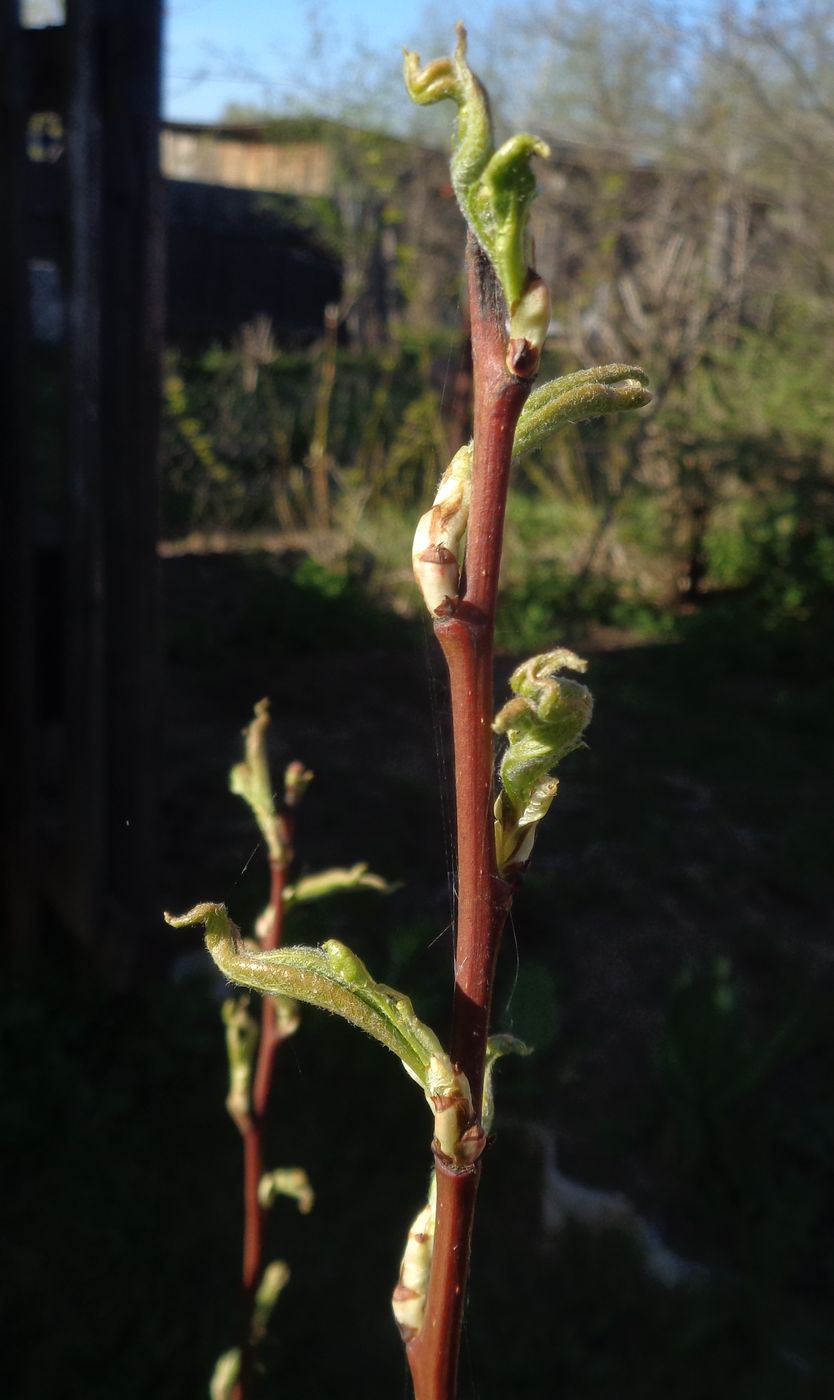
[283,759,313,808]
[482,1034,533,1134]
[252,1260,291,1342]
[165,904,481,1164]
[512,363,651,459]
[221,997,259,1129]
[283,862,394,910]
[209,1350,240,1400]
[411,367,648,615]
[167,906,440,1087]
[493,651,593,875]
[258,1167,315,1215]
[404,24,550,374]
[228,698,287,863]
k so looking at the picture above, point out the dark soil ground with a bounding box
[6,549,834,1399]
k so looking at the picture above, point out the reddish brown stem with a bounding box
[235,852,292,1400]
[405,239,532,1400]
[241,1123,265,1299]
[437,615,515,1110]
[407,1158,481,1400]
[252,859,291,1117]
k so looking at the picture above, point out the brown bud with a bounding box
[506,337,540,379]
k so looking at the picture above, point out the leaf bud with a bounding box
[258,1166,315,1215]
[493,650,593,875]
[221,996,259,1130]
[252,1260,291,1342]
[209,1350,240,1400]
[507,272,551,379]
[412,444,472,616]
[284,759,313,808]
[427,1053,484,1167]
[392,1186,436,1341]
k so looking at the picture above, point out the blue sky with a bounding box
[163,0,508,121]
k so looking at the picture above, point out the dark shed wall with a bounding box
[165,180,341,346]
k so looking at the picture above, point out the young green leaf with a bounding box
[221,996,259,1129]
[283,758,313,808]
[493,651,593,874]
[283,862,394,911]
[209,1350,240,1400]
[404,24,551,374]
[166,904,485,1163]
[258,1167,315,1215]
[252,1261,291,1343]
[228,698,286,863]
[165,903,443,1090]
[411,365,649,616]
[482,1034,533,1134]
[513,364,651,459]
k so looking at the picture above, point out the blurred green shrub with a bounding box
[160,316,834,654]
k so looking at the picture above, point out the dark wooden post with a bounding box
[63,0,163,977]
[99,0,164,977]
[64,0,105,954]
[0,0,36,953]
[1,1,163,974]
